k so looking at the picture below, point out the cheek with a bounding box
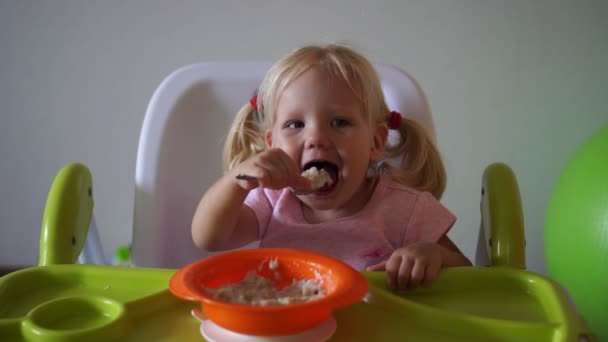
[267,128,287,148]
[270,135,287,149]
[340,145,372,167]
[273,139,300,159]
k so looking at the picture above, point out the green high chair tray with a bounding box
[0,163,595,341]
[0,264,592,341]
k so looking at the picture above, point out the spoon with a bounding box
[235,174,316,195]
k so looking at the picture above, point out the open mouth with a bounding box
[302,160,339,193]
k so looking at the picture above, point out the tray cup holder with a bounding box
[21,295,127,341]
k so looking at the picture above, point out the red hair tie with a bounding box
[249,95,258,110]
[387,111,402,130]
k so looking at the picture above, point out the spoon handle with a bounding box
[234,174,314,195]
[235,174,258,182]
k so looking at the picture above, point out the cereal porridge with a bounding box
[205,259,325,306]
[301,167,333,189]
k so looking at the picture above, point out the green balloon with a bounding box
[545,125,608,340]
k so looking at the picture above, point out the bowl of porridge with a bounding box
[169,248,368,336]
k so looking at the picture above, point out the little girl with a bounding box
[192,44,471,292]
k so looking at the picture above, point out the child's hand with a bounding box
[232,148,310,191]
[366,242,442,291]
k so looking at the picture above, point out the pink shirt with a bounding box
[245,175,456,271]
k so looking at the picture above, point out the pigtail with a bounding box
[383,118,447,199]
[222,103,267,172]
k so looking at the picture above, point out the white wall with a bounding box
[1,0,606,273]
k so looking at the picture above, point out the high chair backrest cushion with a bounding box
[131,62,437,268]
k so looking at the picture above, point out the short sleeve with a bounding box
[402,192,456,246]
[244,188,272,238]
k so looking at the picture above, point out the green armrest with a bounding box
[39,163,94,266]
[481,162,526,268]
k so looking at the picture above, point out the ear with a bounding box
[265,129,273,148]
[370,123,389,161]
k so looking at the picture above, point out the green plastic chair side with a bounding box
[481,162,526,268]
[39,163,94,266]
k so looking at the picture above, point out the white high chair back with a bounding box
[131,62,437,268]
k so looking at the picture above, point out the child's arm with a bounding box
[191,148,310,252]
[436,235,472,267]
[366,235,471,291]
[191,173,259,251]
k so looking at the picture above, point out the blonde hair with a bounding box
[223,44,447,198]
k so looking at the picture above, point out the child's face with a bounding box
[265,67,387,213]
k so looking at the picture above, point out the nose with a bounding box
[304,124,330,150]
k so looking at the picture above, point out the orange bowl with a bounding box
[169,248,368,336]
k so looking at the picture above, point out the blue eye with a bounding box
[331,118,350,128]
[286,120,305,129]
